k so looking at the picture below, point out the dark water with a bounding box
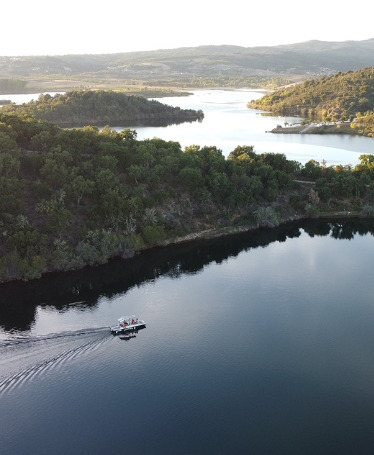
[1,219,374,454]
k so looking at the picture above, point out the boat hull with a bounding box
[110,322,146,335]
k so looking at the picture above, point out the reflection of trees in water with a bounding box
[128,117,203,128]
[1,218,374,331]
[302,218,374,240]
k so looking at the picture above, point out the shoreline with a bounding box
[0,210,368,286]
[161,210,365,246]
[269,122,356,135]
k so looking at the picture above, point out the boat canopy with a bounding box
[118,315,137,325]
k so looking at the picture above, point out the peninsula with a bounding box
[1,111,374,284]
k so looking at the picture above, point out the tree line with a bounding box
[0,78,28,94]
[247,68,374,136]
[1,111,374,282]
[1,90,204,127]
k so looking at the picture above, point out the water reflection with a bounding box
[1,218,374,332]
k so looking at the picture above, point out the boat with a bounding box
[110,316,146,334]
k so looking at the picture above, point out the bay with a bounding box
[1,219,374,454]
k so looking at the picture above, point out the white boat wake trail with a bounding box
[0,327,112,395]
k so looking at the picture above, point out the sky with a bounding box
[2,0,373,57]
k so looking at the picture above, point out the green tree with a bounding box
[228,145,256,162]
[178,167,204,193]
[70,175,94,206]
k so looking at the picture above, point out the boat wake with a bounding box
[0,327,112,396]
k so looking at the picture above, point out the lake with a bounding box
[2,90,374,454]
[130,89,374,166]
[1,219,374,454]
[3,89,374,165]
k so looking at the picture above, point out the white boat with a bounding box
[110,316,146,334]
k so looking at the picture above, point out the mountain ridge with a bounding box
[1,39,374,91]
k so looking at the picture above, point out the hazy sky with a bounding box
[2,0,372,56]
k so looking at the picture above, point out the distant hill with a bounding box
[247,67,374,121]
[1,40,374,91]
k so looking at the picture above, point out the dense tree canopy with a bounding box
[248,68,374,124]
[1,112,374,282]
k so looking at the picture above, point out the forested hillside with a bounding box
[1,112,374,282]
[1,90,204,127]
[248,68,374,135]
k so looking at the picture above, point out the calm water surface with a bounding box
[3,89,374,165]
[1,220,374,454]
[2,90,374,453]
[131,89,374,166]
